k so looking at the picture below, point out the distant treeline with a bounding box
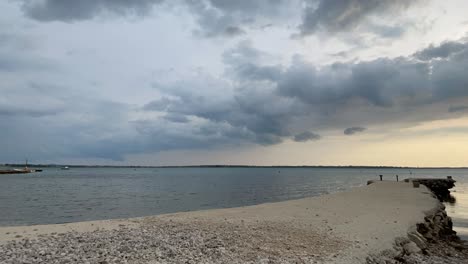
[2,164,468,169]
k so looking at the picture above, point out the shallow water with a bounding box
[445,177,468,241]
[0,167,467,240]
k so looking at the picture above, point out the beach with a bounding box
[1,181,465,263]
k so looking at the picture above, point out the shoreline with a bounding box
[1,181,466,263]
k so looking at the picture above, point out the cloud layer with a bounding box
[2,0,468,164]
[3,36,468,161]
[18,0,420,38]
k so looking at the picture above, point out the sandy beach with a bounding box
[0,181,464,263]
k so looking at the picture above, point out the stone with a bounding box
[408,231,427,250]
[403,242,421,255]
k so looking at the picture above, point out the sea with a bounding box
[0,167,467,240]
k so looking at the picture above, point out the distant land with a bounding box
[2,164,468,169]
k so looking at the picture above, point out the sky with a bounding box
[1,0,468,166]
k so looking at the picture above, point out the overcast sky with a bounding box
[2,0,468,166]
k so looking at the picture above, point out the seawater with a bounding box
[0,167,467,239]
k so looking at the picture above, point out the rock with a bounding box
[394,237,410,247]
[403,242,421,255]
[408,230,427,250]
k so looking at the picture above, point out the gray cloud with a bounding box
[368,23,406,39]
[20,0,165,22]
[186,0,294,38]
[448,105,468,113]
[17,0,422,39]
[0,106,59,117]
[4,1,468,164]
[414,41,467,61]
[223,41,283,81]
[0,83,135,161]
[0,33,35,49]
[162,113,190,123]
[0,83,66,118]
[0,32,56,72]
[299,0,419,35]
[226,39,468,132]
[293,131,321,142]
[223,26,245,37]
[4,38,468,162]
[0,53,54,72]
[344,127,367,135]
[276,57,432,108]
[207,0,287,13]
[138,39,468,156]
[142,84,294,147]
[19,0,292,38]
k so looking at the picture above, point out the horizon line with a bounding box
[2,163,468,169]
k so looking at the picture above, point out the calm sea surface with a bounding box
[0,167,467,239]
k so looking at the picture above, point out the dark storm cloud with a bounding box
[20,0,165,22]
[344,127,366,135]
[277,56,431,108]
[142,60,298,147]
[140,39,468,158]
[448,105,468,113]
[142,87,294,147]
[222,39,468,131]
[414,41,467,61]
[293,131,321,142]
[299,0,419,35]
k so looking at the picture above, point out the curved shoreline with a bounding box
[1,182,465,263]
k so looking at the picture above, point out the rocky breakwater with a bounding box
[404,177,456,202]
[368,178,468,264]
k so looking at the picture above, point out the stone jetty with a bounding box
[404,177,456,202]
[365,177,467,263]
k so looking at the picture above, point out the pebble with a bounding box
[0,221,345,264]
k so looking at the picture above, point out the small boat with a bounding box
[61,166,70,170]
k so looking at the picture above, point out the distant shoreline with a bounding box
[2,164,468,169]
